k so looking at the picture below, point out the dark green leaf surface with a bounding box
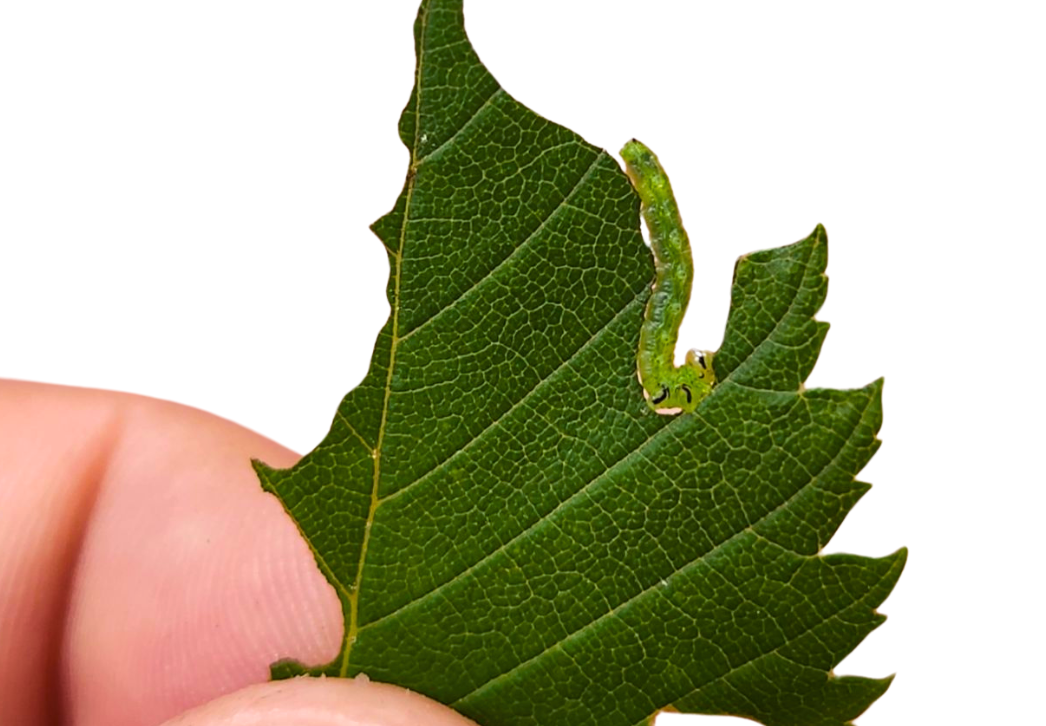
[254,2,904,724]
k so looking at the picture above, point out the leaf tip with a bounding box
[890,545,909,570]
[251,457,277,493]
[873,547,909,609]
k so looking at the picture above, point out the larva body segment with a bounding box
[621,139,715,414]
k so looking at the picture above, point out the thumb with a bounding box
[161,676,479,726]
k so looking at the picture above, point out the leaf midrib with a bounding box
[342,0,432,676]
[345,2,825,682]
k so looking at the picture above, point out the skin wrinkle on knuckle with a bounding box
[0,381,126,721]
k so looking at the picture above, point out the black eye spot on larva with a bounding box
[652,386,670,404]
[697,354,706,368]
[681,384,692,403]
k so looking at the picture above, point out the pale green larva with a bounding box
[621,139,715,415]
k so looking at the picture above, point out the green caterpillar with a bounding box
[621,139,716,415]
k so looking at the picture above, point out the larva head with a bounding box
[646,351,716,414]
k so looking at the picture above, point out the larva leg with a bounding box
[621,139,716,414]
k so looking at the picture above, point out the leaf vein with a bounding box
[377,289,646,508]
[398,150,606,343]
[450,389,875,705]
[723,235,819,380]
[415,87,505,165]
[335,410,376,453]
[671,555,902,711]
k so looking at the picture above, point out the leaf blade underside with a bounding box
[255,2,904,725]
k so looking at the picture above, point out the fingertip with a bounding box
[160,676,479,726]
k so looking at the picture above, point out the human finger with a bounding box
[159,676,477,726]
[0,380,341,725]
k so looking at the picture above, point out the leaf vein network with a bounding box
[397,150,605,342]
[415,87,506,165]
[362,238,828,630]
[446,389,875,705]
[723,232,819,380]
[379,289,647,508]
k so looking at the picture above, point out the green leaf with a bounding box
[253,2,904,725]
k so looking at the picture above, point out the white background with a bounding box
[2,1,1043,724]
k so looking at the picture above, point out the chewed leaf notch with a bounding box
[255,2,904,726]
